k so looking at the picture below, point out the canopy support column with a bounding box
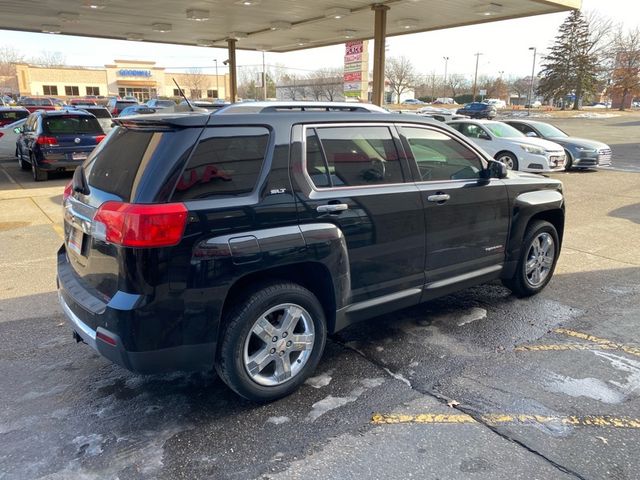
[371,4,389,106]
[227,38,238,103]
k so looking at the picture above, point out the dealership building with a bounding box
[11,60,229,102]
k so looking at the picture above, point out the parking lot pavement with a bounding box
[1,114,639,479]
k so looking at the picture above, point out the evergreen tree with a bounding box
[537,10,600,110]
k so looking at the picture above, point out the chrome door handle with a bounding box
[316,203,349,213]
[427,194,451,203]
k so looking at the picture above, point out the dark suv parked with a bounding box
[456,102,497,119]
[16,110,105,181]
[58,105,565,402]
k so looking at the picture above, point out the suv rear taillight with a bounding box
[95,134,106,143]
[37,135,58,146]
[93,202,188,247]
[63,181,72,201]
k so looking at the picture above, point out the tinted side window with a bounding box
[172,126,269,200]
[310,126,403,187]
[401,126,483,181]
[460,123,490,140]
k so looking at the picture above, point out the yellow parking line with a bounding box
[51,223,65,240]
[514,344,619,353]
[553,328,640,358]
[372,413,640,428]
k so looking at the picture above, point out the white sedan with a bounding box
[447,119,566,173]
[0,118,26,159]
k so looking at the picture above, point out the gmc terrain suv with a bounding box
[58,103,564,402]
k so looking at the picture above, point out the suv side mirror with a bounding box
[525,131,538,137]
[481,160,508,181]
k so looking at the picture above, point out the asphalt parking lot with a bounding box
[1,114,639,480]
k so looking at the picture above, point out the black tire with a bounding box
[495,151,519,171]
[216,282,327,402]
[503,220,559,297]
[31,157,48,181]
[564,149,573,171]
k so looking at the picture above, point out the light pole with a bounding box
[442,56,449,100]
[262,50,267,101]
[527,47,537,115]
[472,52,482,102]
[214,59,219,99]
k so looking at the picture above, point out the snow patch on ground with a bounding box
[306,378,386,421]
[73,434,105,456]
[545,374,625,404]
[266,416,291,425]
[305,371,333,389]
[457,307,488,326]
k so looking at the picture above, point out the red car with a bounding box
[19,97,58,113]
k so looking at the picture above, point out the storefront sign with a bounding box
[344,72,362,83]
[344,63,362,73]
[344,53,362,63]
[117,69,152,78]
[345,41,365,56]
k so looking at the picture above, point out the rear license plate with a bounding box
[68,227,84,256]
[72,153,88,161]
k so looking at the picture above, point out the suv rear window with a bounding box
[43,115,102,134]
[0,110,29,126]
[172,126,270,200]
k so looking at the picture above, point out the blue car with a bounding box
[15,110,105,181]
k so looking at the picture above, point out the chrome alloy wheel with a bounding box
[525,232,555,287]
[243,303,315,387]
[497,154,515,170]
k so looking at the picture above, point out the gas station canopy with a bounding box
[0,0,580,53]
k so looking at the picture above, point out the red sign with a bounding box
[344,71,362,82]
[345,41,364,56]
[344,53,362,63]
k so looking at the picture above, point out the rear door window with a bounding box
[306,126,404,188]
[171,126,270,200]
[43,115,102,134]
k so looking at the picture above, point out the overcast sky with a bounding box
[1,0,639,79]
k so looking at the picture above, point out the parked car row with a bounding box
[0,101,612,184]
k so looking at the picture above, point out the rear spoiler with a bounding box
[112,112,210,129]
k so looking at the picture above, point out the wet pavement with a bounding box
[1,115,639,479]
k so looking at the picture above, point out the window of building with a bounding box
[400,126,483,182]
[173,89,181,96]
[207,89,218,99]
[307,126,404,188]
[64,86,80,96]
[190,89,202,99]
[42,85,58,96]
[85,86,100,96]
[172,127,270,201]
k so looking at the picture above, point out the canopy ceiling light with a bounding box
[397,18,419,29]
[82,0,107,9]
[236,0,261,5]
[339,29,357,39]
[196,39,215,46]
[186,9,210,21]
[151,23,172,32]
[473,2,503,16]
[126,32,144,41]
[41,24,62,34]
[296,38,310,46]
[270,21,292,31]
[325,7,350,19]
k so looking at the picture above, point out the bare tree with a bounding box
[306,68,343,101]
[183,68,208,99]
[385,56,417,104]
[609,27,640,110]
[0,46,24,93]
[278,74,307,100]
[446,73,469,98]
[510,76,535,102]
[31,50,66,67]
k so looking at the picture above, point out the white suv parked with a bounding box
[447,119,566,172]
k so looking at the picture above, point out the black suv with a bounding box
[58,104,564,401]
[456,102,497,119]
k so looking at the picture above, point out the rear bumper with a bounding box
[57,247,215,374]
